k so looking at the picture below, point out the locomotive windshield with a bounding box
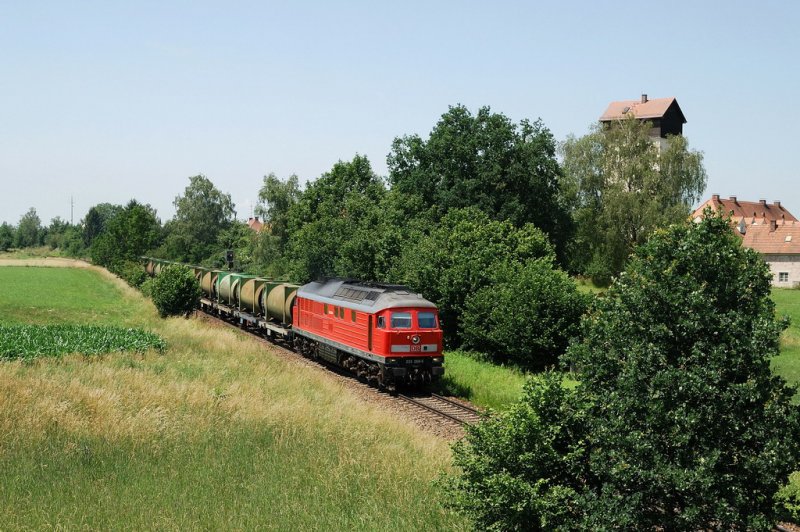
[390,311,412,329]
[418,312,437,329]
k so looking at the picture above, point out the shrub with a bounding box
[398,207,554,345]
[446,213,800,530]
[111,260,148,288]
[150,265,201,318]
[139,277,155,298]
[461,259,589,369]
[777,473,800,523]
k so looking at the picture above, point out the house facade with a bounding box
[600,94,687,150]
[692,195,800,288]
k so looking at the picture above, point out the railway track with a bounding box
[198,308,485,431]
[398,393,483,426]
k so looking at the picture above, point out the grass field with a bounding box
[0,263,466,530]
[772,288,800,393]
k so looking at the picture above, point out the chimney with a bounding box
[775,200,781,209]
[729,195,737,204]
[712,193,720,201]
[641,94,648,103]
[759,199,767,206]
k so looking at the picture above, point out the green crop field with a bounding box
[0,263,466,530]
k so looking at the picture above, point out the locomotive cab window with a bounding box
[418,312,437,329]
[391,311,412,329]
[377,316,386,329]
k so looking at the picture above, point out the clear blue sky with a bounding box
[1,0,798,225]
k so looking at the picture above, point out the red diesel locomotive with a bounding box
[144,258,444,390]
[292,279,444,389]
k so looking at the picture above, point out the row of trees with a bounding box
[3,105,707,369]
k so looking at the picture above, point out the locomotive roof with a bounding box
[297,278,437,313]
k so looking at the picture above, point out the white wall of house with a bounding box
[764,254,800,288]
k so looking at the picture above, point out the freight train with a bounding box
[143,258,444,391]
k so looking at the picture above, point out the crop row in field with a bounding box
[0,324,165,359]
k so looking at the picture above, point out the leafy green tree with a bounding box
[389,105,573,261]
[14,208,42,248]
[44,217,70,250]
[91,200,161,267]
[461,260,589,369]
[286,155,388,281]
[561,116,706,283]
[150,264,201,317]
[446,213,800,530]
[164,175,236,263]
[256,173,301,250]
[0,222,15,251]
[82,203,123,247]
[398,207,554,344]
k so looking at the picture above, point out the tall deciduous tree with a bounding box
[256,173,301,250]
[286,155,388,281]
[561,116,706,283]
[446,214,800,530]
[0,222,15,251]
[164,175,236,263]
[90,200,161,267]
[15,208,42,248]
[388,105,573,262]
[83,203,123,247]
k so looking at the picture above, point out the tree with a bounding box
[561,116,706,283]
[14,208,42,248]
[0,222,15,251]
[83,203,123,247]
[397,207,554,344]
[446,213,800,530]
[164,175,236,263]
[91,200,161,267]
[286,155,388,281]
[256,173,301,250]
[388,105,573,261]
[461,259,589,369]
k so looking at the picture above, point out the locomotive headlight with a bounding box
[432,357,443,364]
[411,335,421,344]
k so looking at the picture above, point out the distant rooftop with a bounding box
[599,95,686,123]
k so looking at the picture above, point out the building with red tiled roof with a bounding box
[692,194,798,226]
[247,216,265,232]
[600,94,686,139]
[693,195,800,288]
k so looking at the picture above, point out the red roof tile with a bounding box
[692,196,798,225]
[740,222,800,255]
[600,96,685,122]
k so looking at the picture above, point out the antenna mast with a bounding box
[71,196,74,225]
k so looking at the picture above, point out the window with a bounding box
[351,310,357,322]
[377,316,386,329]
[418,312,437,329]
[779,272,789,283]
[391,311,412,329]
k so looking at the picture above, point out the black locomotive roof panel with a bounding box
[297,278,437,313]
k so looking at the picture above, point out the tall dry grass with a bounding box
[0,264,465,530]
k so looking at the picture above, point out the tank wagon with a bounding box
[142,258,444,390]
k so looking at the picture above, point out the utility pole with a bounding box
[70,196,74,225]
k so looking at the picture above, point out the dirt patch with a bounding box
[0,258,92,268]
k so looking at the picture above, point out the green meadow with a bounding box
[0,264,466,531]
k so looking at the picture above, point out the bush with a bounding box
[111,260,148,288]
[777,473,800,523]
[139,277,155,298]
[398,207,554,345]
[446,213,800,530]
[150,265,201,318]
[461,259,589,369]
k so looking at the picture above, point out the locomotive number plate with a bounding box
[410,345,422,352]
